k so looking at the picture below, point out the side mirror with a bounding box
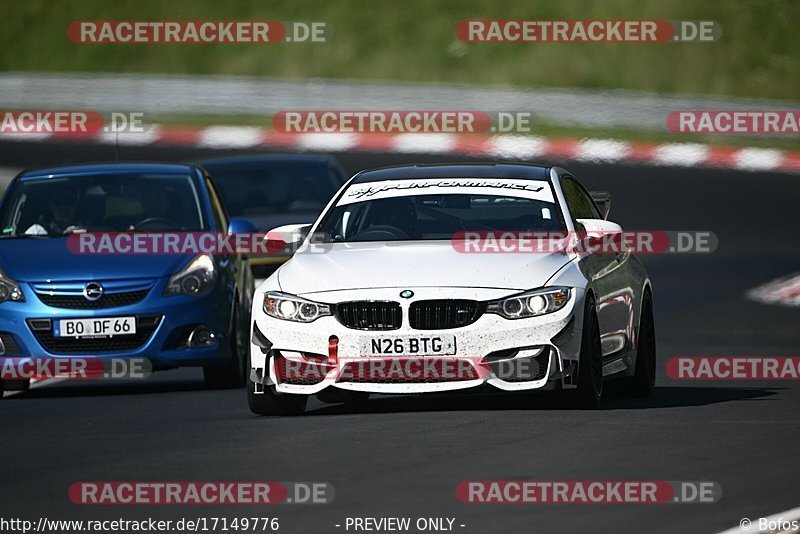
[574,218,625,255]
[227,217,258,235]
[589,191,611,220]
[265,223,312,249]
[575,218,623,234]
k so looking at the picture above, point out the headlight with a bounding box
[486,287,571,319]
[263,292,331,323]
[164,254,216,297]
[0,268,25,302]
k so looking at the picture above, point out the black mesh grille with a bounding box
[27,315,161,354]
[335,301,402,330]
[409,300,483,330]
[36,290,149,309]
[0,333,22,355]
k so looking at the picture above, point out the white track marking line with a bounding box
[296,133,358,152]
[653,143,710,167]
[735,148,783,171]
[488,135,547,159]
[391,133,455,153]
[198,126,263,148]
[575,139,631,162]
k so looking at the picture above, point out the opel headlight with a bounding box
[487,287,571,319]
[264,292,331,323]
[0,267,25,302]
[164,254,216,297]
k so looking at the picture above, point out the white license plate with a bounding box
[55,317,137,338]
[360,334,456,356]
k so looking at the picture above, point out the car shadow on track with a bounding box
[2,377,209,400]
[600,384,782,409]
[3,380,782,414]
[303,386,782,416]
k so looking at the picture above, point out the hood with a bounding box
[0,238,194,283]
[278,241,571,295]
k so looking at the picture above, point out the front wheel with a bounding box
[621,291,656,397]
[566,295,603,409]
[247,354,307,416]
[204,308,246,389]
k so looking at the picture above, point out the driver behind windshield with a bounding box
[25,185,82,235]
[367,197,418,238]
[140,182,171,220]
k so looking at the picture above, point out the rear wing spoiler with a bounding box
[590,191,611,220]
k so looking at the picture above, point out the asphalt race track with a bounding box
[1,139,798,534]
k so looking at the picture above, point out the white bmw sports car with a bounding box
[248,164,655,415]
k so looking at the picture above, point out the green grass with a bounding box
[1,0,799,100]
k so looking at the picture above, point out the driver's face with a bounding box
[142,188,169,216]
[49,200,77,226]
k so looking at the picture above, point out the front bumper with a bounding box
[251,287,585,394]
[0,277,234,368]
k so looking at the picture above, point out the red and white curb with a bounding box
[2,125,799,173]
[748,273,800,307]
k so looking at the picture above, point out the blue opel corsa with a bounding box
[0,163,255,394]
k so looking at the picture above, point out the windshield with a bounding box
[314,178,565,243]
[203,162,342,219]
[0,174,206,237]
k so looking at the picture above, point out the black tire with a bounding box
[622,291,656,397]
[247,353,307,416]
[203,307,246,389]
[567,294,603,409]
